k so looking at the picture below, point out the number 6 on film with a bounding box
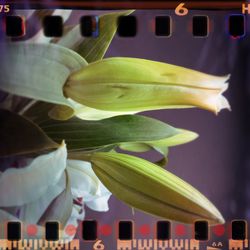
[175,3,189,16]
[93,240,105,250]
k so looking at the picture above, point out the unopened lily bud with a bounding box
[65,57,230,114]
[90,152,225,224]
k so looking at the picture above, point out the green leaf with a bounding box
[118,128,198,167]
[0,43,87,119]
[56,10,134,63]
[154,147,169,167]
[76,10,134,63]
[119,142,152,153]
[151,129,200,147]
[41,115,178,151]
[38,170,73,227]
[0,109,58,157]
[39,115,197,156]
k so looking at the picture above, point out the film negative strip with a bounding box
[1,13,247,38]
[2,10,246,39]
[0,1,250,250]
[0,220,249,246]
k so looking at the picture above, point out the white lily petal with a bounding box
[0,143,67,207]
[216,95,231,113]
[18,172,66,224]
[209,82,231,114]
[67,160,98,198]
[85,178,111,211]
[85,194,111,212]
[66,160,111,211]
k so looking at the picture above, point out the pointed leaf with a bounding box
[152,129,200,147]
[40,115,197,158]
[56,10,134,63]
[76,10,134,63]
[40,115,176,151]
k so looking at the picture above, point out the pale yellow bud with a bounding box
[65,57,230,114]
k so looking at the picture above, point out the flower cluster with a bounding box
[0,9,229,240]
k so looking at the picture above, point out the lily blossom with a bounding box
[0,143,111,240]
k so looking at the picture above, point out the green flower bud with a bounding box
[90,152,224,224]
[65,57,230,114]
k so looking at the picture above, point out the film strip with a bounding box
[3,220,248,241]
[0,1,248,9]
[0,221,249,250]
[1,11,247,38]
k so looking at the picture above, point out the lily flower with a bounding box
[90,152,225,225]
[67,159,111,212]
[65,57,230,116]
[0,143,111,240]
[1,9,230,121]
